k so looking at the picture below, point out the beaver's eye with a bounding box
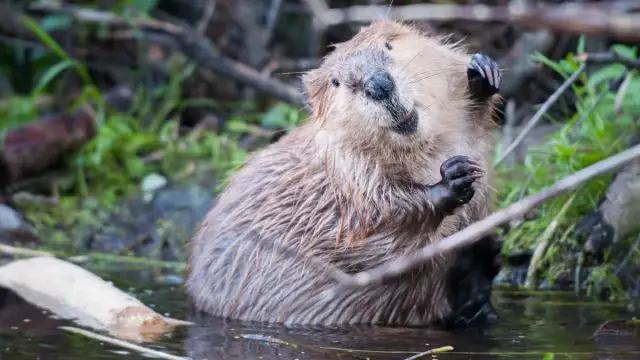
[332,78,340,87]
[385,42,392,50]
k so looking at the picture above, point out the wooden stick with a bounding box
[60,326,189,360]
[331,143,640,290]
[0,257,192,343]
[576,52,640,70]
[494,63,586,167]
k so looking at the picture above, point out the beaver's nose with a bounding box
[364,70,395,101]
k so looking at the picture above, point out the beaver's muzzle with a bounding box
[364,70,395,102]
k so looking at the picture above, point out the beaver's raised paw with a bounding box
[467,53,501,102]
[439,155,484,206]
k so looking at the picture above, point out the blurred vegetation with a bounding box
[1,9,307,208]
[496,39,640,300]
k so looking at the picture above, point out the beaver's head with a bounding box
[302,20,478,148]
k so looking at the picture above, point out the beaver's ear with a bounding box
[300,71,330,121]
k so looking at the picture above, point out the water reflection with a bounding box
[1,281,639,360]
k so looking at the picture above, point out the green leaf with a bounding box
[576,35,586,54]
[31,59,76,99]
[22,15,70,60]
[40,14,73,32]
[530,52,567,77]
[125,157,145,178]
[226,119,251,133]
[587,64,625,90]
[611,44,637,60]
[130,0,160,13]
[261,103,291,129]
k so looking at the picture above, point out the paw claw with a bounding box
[440,156,484,207]
[467,53,501,101]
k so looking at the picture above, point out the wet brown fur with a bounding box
[186,20,500,326]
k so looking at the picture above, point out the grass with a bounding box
[495,39,640,299]
[0,11,306,258]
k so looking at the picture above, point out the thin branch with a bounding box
[494,63,586,167]
[196,0,216,34]
[576,52,640,70]
[524,193,575,289]
[404,345,454,360]
[60,326,189,360]
[615,233,640,276]
[263,0,284,45]
[328,143,640,291]
[1,2,304,106]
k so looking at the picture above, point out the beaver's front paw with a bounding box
[467,53,501,102]
[439,155,484,207]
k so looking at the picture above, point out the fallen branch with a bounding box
[329,143,640,290]
[18,3,304,106]
[0,256,192,343]
[302,1,640,42]
[494,63,586,167]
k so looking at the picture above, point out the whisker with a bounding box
[407,69,460,85]
[400,43,431,73]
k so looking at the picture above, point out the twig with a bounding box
[576,52,640,70]
[195,0,216,34]
[494,63,586,167]
[614,233,640,276]
[263,0,284,45]
[60,326,189,360]
[500,99,517,166]
[329,143,640,290]
[524,193,575,289]
[302,2,640,42]
[10,191,59,206]
[404,345,454,360]
[0,2,304,106]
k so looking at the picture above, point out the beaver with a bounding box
[185,20,503,328]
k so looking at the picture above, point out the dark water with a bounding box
[1,269,639,360]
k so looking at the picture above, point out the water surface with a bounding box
[1,268,638,360]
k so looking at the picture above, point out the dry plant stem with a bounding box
[523,193,576,289]
[614,233,640,276]
[60,326,189,360]
[494,63,586,166]
[404,345,455,360]
[329,143,640,290]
